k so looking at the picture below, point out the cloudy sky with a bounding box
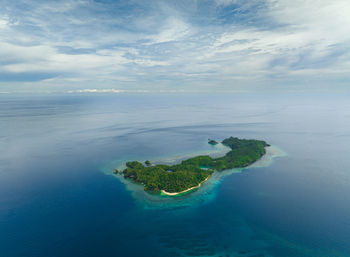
[0,0,349,93]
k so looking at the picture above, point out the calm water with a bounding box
[0,93,350,257]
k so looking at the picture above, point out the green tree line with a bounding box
[121,137,269,193]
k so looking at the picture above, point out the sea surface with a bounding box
[0,93,350,257]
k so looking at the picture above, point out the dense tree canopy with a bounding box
[121,137,269,193]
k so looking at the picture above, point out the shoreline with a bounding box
[159,144,277,196]
[160,175,210,196]
[105,145,286,209]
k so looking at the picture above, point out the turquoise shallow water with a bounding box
[1,93,350,256]
[102,145,286,210]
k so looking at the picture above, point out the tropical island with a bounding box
[116,137,270,196]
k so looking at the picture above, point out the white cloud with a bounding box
[67,89,126,93]
[0,17,8,28]
[147,17,192,44]
[67,88,198,94]
[195,0,350,82]
[0,0,350,92]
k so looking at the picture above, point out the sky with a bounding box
[0,0,349,93]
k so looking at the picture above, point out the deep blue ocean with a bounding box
[1,93,350,257]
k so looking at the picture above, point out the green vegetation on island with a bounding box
[120,137,269,194]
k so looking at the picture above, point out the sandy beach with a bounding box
[161,176,210,196]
